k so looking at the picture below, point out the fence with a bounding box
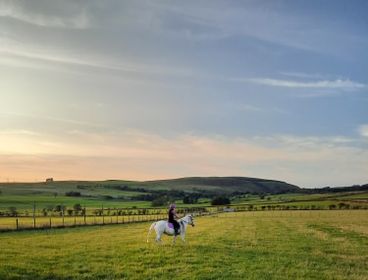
[0,205,218,232]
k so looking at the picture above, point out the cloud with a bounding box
[359,125,368,138]
[0,129,367,187]
[0,1,90,29]
[246,78,365,91]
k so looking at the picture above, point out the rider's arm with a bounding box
[173,209,179,219]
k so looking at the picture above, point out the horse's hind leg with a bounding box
[155,233,162,243]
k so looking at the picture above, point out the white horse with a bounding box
[147,214,195,244]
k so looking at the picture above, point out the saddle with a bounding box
[168,222,183,235]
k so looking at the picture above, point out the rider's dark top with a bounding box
[168,208,175,222]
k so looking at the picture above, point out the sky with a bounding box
[0,0,367,187]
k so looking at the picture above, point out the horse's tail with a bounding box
[146,222,156,243]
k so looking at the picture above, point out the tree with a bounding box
[73,204,82,215]
[211,196,230,205]
[42,208,48,216]
[151,196,168,207]
[54,205,66,213]
[8,207,17,217]
[183,194,199,204]
[329,204,336,210]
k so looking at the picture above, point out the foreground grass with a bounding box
[0,211,367,279]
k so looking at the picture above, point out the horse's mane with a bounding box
[178,214,192,222]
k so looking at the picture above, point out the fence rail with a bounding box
[1,202,366,232]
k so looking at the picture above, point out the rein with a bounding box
[178,216,192,225]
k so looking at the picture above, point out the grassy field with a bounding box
[0,211,367,279]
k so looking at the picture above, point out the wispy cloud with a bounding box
[0,112,108,129]
[246,78,365,91]
[359,125,368,138]
[236,104,289,115]
[280,72,326,79]
[149,1,368,55]
[0,37,207,80]
[0,1,90,29]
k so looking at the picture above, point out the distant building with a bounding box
[46,178,54,183]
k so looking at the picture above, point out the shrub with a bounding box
[65,191,81,197]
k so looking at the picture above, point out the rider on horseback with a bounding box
[168,204,180,235]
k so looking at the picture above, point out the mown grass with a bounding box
[0,210,367,279]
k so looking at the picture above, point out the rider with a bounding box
[168,204,180,235]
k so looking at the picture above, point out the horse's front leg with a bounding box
[181,233,186,243]
[172,235,177,245]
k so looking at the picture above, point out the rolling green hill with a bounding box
[0,177,299,211]
[141,176,300,194]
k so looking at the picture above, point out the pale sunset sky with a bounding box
[0,0,367,187]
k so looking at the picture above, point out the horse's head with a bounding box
[187,214,195,227]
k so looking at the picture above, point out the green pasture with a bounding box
[0,194,151,211]
[0,210,367,279]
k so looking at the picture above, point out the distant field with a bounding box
[0,211,367,279]
[0,194,151,210]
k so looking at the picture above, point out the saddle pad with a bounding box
[168,223,174,229]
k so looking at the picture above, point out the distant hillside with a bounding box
[0,176,300,197]
[140,176,300,194]
[301,184,368,194]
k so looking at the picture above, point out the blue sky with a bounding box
[0,0,367,187]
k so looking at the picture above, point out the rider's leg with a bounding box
[174,220,179,235]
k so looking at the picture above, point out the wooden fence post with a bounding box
[49,218,52,228]
[62,205,65,227]
[102,205,104,225]
[33,201,36,229]
[16,218,19,230]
